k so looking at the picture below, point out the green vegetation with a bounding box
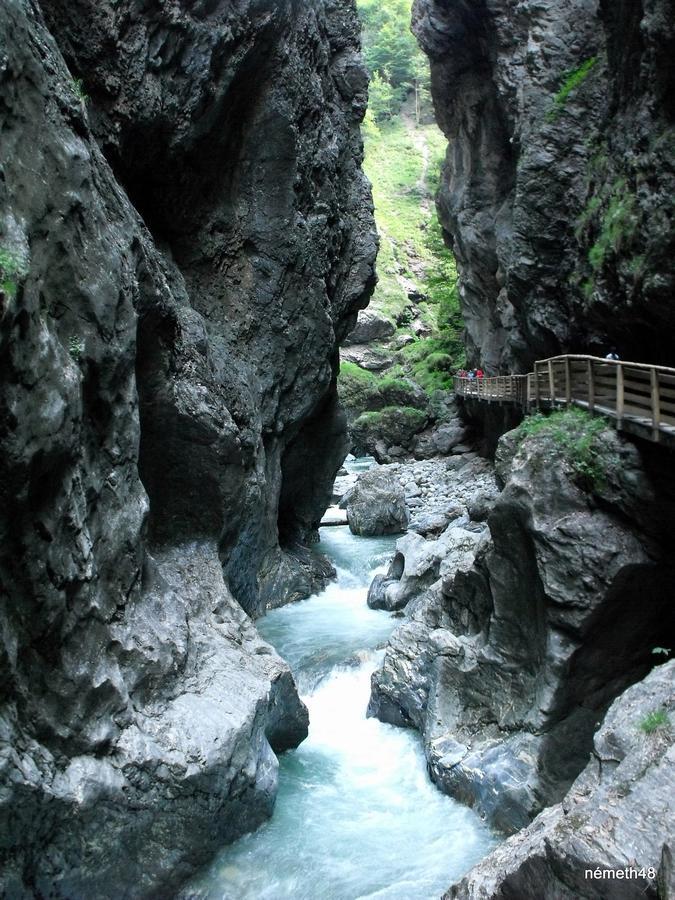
[339,362,424,415]
[357,0,430,123]
[547,57,598,122]
[400,335,464,392]
[639,709,670,735]
[355,405,427,429]
[0,246,29,299]
[339,0,465,429]
[587,178,639,272]
[68,335,85,360]
[351,405,429,451]
[364,118,447,274]
[72,78,87,104]
[573,150,644,299]
[361,115,463,367]
[514,408,616,489]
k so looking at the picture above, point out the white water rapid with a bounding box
[184,467,497,899]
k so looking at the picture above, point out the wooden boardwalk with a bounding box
[454,355,675,446]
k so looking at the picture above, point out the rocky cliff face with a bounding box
[370,418,675,836]
[40,0,377,614]
[413,0,675,372]
[0,0,375,894]
[446,660,675,899]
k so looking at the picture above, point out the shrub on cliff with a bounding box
[401,336,464,393]
[339,362,427,420]
[0,246,29,299]
[513,408,617,490]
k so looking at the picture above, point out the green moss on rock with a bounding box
[338,362,427,420]
[351,404,429,455]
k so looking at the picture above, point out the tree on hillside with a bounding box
[357,0,431,119]
[368,71,397,122]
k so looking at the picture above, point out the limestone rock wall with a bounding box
[0,0,375,894]
[370,422,675,834]
[413,0,675,372]
[445,661,675,900]
[40,0,377,615]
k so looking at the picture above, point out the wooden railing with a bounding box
[454,355,675,445]
[453,374,530,406]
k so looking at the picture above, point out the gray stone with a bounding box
[341,345,395,371]
[0,0,375,894]
[341,468,409,536]
[370,424,675,834]
[351,407,429,462]
[1,543,308,898]
[467,490,499,522]
[409,506,464,537]
[414,422,470,459]
[445,662,675,899]
[331,473,358,504]
[367,524,484,615]
[343,309,396,346]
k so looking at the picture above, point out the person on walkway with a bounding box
[467,369,476,380]
[605,348,620,360]
[476,368,484,379]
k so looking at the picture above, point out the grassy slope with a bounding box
[339,110,465,424]
[364,117,450,321]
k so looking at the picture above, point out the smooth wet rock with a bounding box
[1,543,309,897]
[445,662,675,899]
[258,544,337,612]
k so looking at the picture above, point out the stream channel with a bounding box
[185,459,497,899]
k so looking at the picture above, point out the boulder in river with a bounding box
[351,406,429,462]
[340,469,409,537]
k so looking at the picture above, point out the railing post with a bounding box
[651,368,661,441]
[587,359,595,414]
[534,363,541,408]
[616,363,624,427]
[548,360,556,405]
[564,357,571,406]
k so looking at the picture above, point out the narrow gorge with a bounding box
[1,0,673,899]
